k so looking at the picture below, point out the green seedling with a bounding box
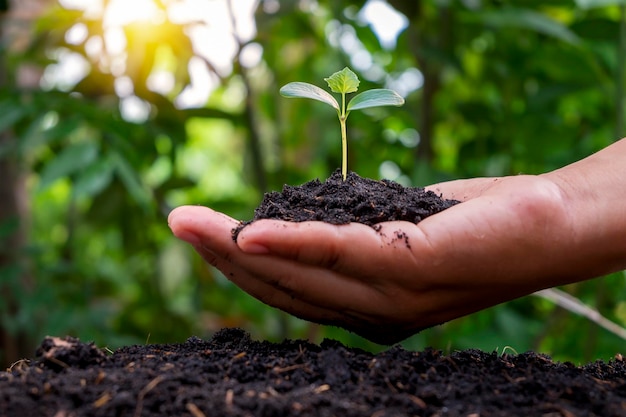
[280,67,405,181]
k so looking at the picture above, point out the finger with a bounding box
[426,177,502,201]
[237,220,424,264]
[169,206,393,316]
[237,220,430,282]
[221,245,397,318]
[191,243,409,341]
[168,209,356,324]
[192,244,344,323]
[205,240,427,344]
[168,205,240,249]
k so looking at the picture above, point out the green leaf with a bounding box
[280,82,339,111]
[110,151,152,211]
[347,89,405,112]
[0,105,29,133]
[0,217,19,239]
[478,8,580,45]
[575,0,626,9]
[73,157,114,198]
[324,67,360,94]
[20,115,82,153]
[38,142,99,190]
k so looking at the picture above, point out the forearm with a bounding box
[542,138,626,276]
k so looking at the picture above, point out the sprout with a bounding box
[280,67,405,181]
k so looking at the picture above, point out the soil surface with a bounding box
[232,169,459,240]
[1,328,625,417]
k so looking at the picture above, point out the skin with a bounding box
[168,138,626,344]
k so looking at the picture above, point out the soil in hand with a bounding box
[233,169,460,240]
[2,328,626,417]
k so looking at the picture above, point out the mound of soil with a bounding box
[1,328,625,416]
[232,169,459,240]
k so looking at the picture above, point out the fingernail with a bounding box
[240,242,270,254]
[174,230,201,246]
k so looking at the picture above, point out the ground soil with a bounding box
[232,169,459,241]
[1,329,625,417]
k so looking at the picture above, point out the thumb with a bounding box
[426,177,502,202]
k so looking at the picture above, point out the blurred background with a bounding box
[1,0,625,368]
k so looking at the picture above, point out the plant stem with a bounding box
[340,117,347,180]
[340,92,347,180]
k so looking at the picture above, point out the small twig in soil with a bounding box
[312,384,330,394]
[294,344,306,362]
[7,359,30,375]
[186,403,207,417]
[133,375,165,417]
[225,389,234,407]
[45,357,69,369]
[408,394,427,409]
[93,392,112,408]
[258,386,280,399]
[272,363,309,373]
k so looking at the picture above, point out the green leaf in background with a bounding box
[478,8,580,45]
[0,218,19,239]
[0,138,15,158]
[110,151,152,211]
[38,142,99,190]
[0,104,29,133]
[575,0,626,9]
[324,67,360,94]
[280,82,340,110]
[347,89,405,112]
[72,157,114,198]
[19,115,82,153]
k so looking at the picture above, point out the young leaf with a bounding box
[280,82,339,111]
[324,67,360,94]
[347,89,405,112]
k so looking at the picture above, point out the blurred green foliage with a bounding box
[1,0,625,367]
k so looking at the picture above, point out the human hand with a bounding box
[168,172,609,344]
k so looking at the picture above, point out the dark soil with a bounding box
[232,169,460,241]
[1,328,625,416]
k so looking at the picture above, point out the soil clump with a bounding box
[232,169,459,240]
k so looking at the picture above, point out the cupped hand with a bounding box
[168,174,589,344]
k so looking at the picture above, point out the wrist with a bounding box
[541,138,626,276]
